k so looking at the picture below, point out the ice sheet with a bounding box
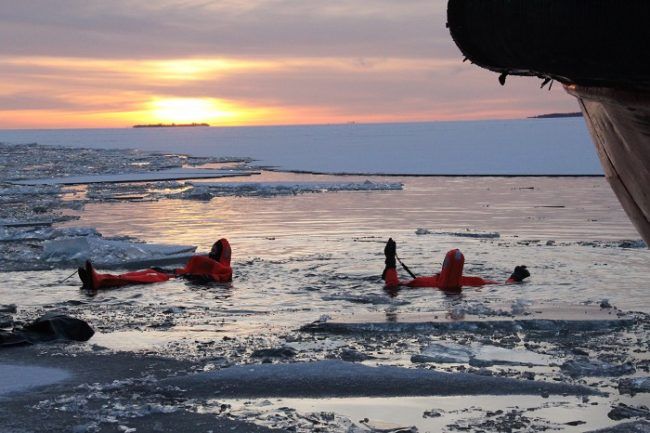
[162,360,595,398]
[11,168,259,186]
[40,235,196,268]
[175,180,403,199]
[0,119,602,175]
[0,364,70,396]
[303,304,634,334]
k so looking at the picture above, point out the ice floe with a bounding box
[170,180,403,200]
[560,358,636,378]
[302,304,634,335]
[11,168,259,186]
[0,142,249,181]
[162,360,595,398]
[0,226,98,242]
[415,228,501,238]
[619,377,650,395]
[41,235,196,269]
[586,421,650,432]
[0,364,70,396]
[412,341,554,367]
[607,403,650,421]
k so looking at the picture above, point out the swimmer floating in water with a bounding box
[77,238,232,292]
[381,238,529,293]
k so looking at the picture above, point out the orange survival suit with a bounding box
[82,238,232,290]
[381,238,527,292]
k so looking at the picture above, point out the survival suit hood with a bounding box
[209,238,231,266]
[437,248,464,290]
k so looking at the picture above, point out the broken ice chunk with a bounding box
[41,236,196,268]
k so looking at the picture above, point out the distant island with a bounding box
[528,112,583,119]
[133,122,210,128]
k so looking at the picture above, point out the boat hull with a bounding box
[566,85,650,244]
[446,0,650,245]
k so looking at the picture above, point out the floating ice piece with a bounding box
[302,304,634,335]
[471,344,554,367]
[40,235,196,268]
[413,341,553,366]
[162,360,595,398]
[415,229,500,238]
[360,419,417,433]
[412,342,473,364]
[10,168,259,186]
[0,226,98,242]
[561,358,635,378]
[619,377,650,395]
[175,180,403,199]
[0,364,70,396]
[608,403,650,421]
[0,184,61,196]
[585,421,650,433]
[511,299,532,315]
[0,220,54,228]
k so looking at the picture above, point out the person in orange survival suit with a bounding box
[381,238,529,292]
[77,238,232,292]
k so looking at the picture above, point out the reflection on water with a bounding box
[67,174,639,251]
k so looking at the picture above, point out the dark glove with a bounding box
[383,238,397,271]
[184,274,213,284]
[509,265,530,282]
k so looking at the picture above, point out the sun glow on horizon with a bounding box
[148,98,236,124]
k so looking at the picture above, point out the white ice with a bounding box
[0,226,98,242]
[10,168,259,185]
[178,180,403,199]
[41,235,196,268]
[0,364,70,396]
[418,341,553,366]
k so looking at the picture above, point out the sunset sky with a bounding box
[0,0,579,129]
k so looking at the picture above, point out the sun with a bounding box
[149,98,228,124]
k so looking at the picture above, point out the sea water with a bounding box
[1,121,648,432]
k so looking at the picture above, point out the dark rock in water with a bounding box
[251,347,297,359]
[63,300,88,306]
[619,377,650,395]
[585,421,650,433]
[561,357,635,378]
[1,313,94,349]
[22,313,94,343]
[411,354,444,364]
[0,314,13,328]
[565,420,586,426]
[0,330,30,348]
[608,403,650,421]
[0,304,17,313]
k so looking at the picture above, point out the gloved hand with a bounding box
[185,274,213,284]
[383,238,397,270]
[509,265,530,282]
[384,238,396,258]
